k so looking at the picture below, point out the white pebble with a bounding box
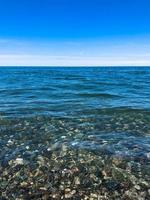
[61,136,66,139]
[8,139,13,144]
[15,158,24,165]
[71,141,78,146]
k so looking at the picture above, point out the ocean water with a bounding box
[0,67,150,199]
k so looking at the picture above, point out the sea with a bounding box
[0,67,150,199]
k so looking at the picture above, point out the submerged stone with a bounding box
[14,158,24,165]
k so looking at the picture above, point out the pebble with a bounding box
[61,136,66,139]
[15,158,24,165]
[39,187,47,191]
[90,193,98,198]
[64,194,72,198]
[64,189,76,198]
[20,182,28,187]
[71,141,78,146]
[135,185,141,190]
[65,188,71,193]
[74,176,80,185]
[8,139,13,144]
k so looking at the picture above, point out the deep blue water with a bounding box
[0,67,150,199]
[0,67,150,116]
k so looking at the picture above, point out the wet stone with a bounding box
[0,113,150,199]
[104,180,121,191]
[14,158,24,165]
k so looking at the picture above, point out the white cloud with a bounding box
[0,37,150,66]
[0,54,150,66]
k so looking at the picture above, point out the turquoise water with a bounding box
[0,67,150,199]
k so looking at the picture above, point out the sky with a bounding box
[0,0,150,66]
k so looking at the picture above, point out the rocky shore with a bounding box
[0,114,150,200]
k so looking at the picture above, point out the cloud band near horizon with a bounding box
[0,36,150,66]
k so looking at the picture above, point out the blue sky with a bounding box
[0,0,150,66]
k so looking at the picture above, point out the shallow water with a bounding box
[0,67,150,199]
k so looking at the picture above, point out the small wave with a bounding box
[78,93,121,98]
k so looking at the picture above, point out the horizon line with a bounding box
[0,65,150,67]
